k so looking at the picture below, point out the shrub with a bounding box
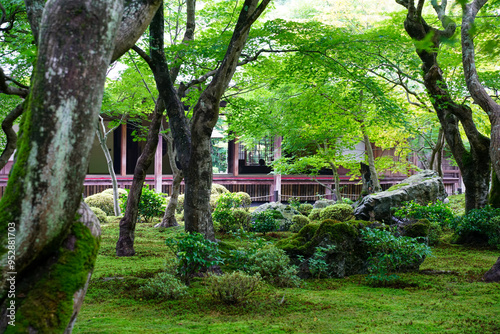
[304,245,337,279]
[393,200,455,228]
[119,187,166,223]
[361,228,432,286]
[165,232,223,284]
[288,197,301,209]
[251,211,279,235]
[176,194,185,214]
[211,183,229,195]
[235,192,252,210]
[212,193,243,233]
[102,187,128,197]
[89,206,107,224]
[85,192,115,216]
[232,208,251,231]
[298,203,313,217]
[451,206,500,248]
[319,204,354,222]
[247,246,300,287]
[205,271,262,304]
[308,208,322,222]
[290,215,310,233]
[138,272,188,300]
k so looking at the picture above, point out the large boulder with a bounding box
[313,199,336,209]
[483,257,500,283]
[253,202,301,231]
[354,170,447,223]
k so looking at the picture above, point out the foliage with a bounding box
[226,230,271,272]
[138,272,188,300]
[287,197,301,209]
[319,204,354,222]
[451,206,500,249]
[298,203,313,216]
[205,271,262,304]
[84,192,115,216]
[165,232,224,284]
[235,192,252,210]
[290,215,310,233]
[301,245,337,279]
[308,208,322,222]
[120,187,166,223]
[393,200,455,228]
[361,228,432,286]
[251,211,279,235]
[89,206,108,225]
[212,192,243,233]
[247,246,300,287]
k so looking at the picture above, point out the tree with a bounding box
[396,0,491,211]
[0,0,161,331]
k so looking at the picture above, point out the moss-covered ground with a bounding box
[74,200,499,334]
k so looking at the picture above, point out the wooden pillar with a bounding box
[120,124,127,176]
[233,140,239,177]
[273,136,282,202]
[154,134,163,193]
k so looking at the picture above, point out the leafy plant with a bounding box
[205,271,262,304]
[290,215,310,233]
[361,228,432,286]
[251,211,279,235]
[307,245,336,279]
[451,206,500,248]
[393,200,455,228]
[227,230,271,272]
[165,232,224,284]
[247,246,300,287]
[138,272,188,300]
[288,196,301,209]
[212,192,243,233]
[120,187,167,223]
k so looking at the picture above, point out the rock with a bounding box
[313,199,336,209]
[483,257,500,283]
[354,170,447,223]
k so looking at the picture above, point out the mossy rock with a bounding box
[387,183,409,191]
[290,215,310,233]
[308,208,322,222]
[298,203,313,216]
[403,219,430,239]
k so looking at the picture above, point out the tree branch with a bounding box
[0,102,24,170]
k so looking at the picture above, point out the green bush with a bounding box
[451,206,500,248]
[393,200,455,227]
[302,245,336,279]
[176,194,185,214]
[232,208,251,231]
[290,215,310,233]
[211,183,229,195]
[235,192,252,210]
[138,272,188,300]
[251,211,279,235]
[102,187,128,197]
[212,192,243,233]
[298,203,313,217]
[89,206,107,224]
[308,208,322,222]
[119,187,166,223]
[361,228,432,286]
[247,246,300,287]
[165,232,223,284]
[84,192,115,216]
[205,271,262,304]
[319,204,354,222]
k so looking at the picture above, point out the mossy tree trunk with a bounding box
[397,0,491,212]
[0,0,124,331]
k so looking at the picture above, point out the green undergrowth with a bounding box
[74,222,500,334]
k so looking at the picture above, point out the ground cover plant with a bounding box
[74,198,500,333]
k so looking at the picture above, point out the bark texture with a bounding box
[116,98,164,256]
[397,0,491,211]
[0,0,123,330]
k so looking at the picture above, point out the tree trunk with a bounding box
[116,98,164,256]
[0,103,24,171]
[329,162,342,201]
[156,134,183,228]
[0,0,123,331]
[398,0,491,211]
[429,128,444,178]
[96,117,121,216]
[362,131,382,193]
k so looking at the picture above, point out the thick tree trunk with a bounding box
[361,130,382,193]
[96,117,121,216]
[398,0,491,211]
[116,98,164,256]
[0,0,123,331]
[429,128,444,178]
[328,162,342,201]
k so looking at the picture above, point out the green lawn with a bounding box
[74,218,500,334]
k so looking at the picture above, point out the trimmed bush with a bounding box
[176,194,185,214]
[212,193,243,233]
[102,187,128,197]
[247,247,300,287]
[298,203,313,217]
[89,206,107,224]
[235,192,252,210]
[206,271,262,304]
[308,208,322,222]
[290,215,310,233]
[138,272,188,300]
[232,208,251,231]
[319,204,354,222]
[251,211,279,235]
[85,193,115,216]
[211,183,229,195]
[451,206,500,248]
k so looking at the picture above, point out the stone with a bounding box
[313,199,336,209]
[354,170,447,223]
[253,202,301,231]
[483,257,500,283]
